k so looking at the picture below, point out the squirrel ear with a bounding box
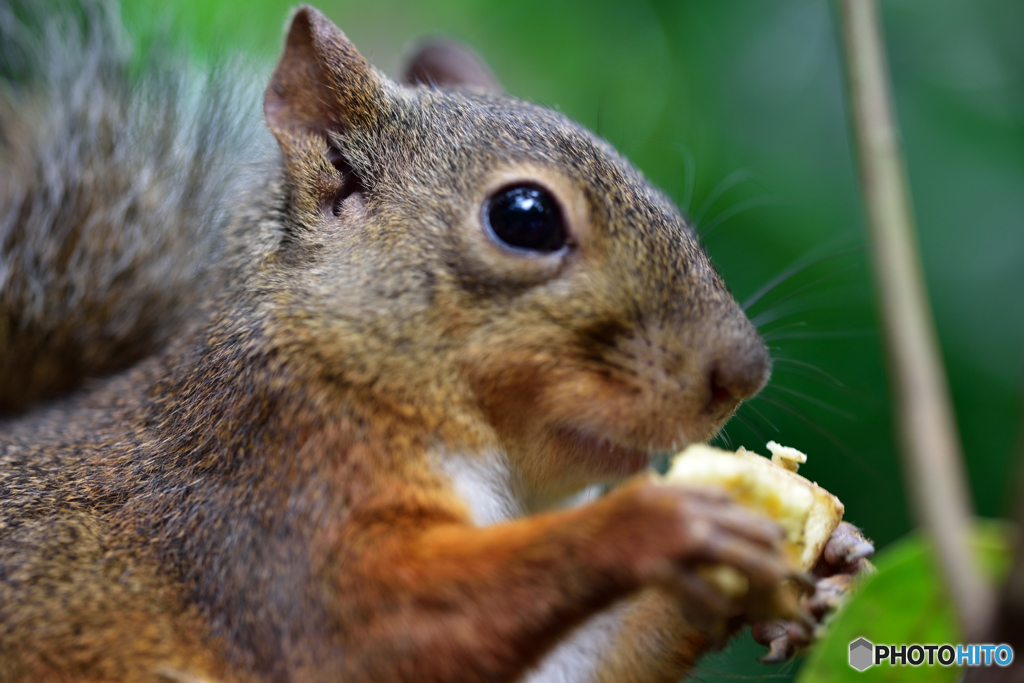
[402,40,501,91]
[264,5,384,140]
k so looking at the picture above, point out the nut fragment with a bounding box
[766,441,807,473]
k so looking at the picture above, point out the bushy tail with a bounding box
[0,0,266,413]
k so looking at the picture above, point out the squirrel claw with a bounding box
[791,570,816,595]
[821,522,875,571]
[753,621,809,663]
[843,540,876,563]
[758,636,794,664]
[750,522,874,664]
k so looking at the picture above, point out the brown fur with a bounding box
[0,4,831,682]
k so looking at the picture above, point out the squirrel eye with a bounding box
[485,185,567,253]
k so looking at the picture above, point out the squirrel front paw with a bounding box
[751,521,875,663]
[604,480,809,626]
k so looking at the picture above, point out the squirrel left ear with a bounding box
[264,4,385,141]
[264,5,382,222]
[402,39,500,91]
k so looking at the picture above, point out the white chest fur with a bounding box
[435,448,526,525]
[521,601,629,683]
[434,449,626,683]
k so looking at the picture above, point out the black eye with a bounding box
[485,185,567,253]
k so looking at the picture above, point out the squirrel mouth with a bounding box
[553,427,654,479]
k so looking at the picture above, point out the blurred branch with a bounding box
[964,384,1024,681]
[837,0,994,640]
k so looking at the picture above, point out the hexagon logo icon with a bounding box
[849,637,874,671]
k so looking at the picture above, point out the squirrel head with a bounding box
[258,5,770,496]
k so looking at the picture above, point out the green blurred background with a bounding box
[123,0,1024,678]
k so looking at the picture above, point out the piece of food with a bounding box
[664,442,845,597]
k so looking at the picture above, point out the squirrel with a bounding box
[0,1,873,681]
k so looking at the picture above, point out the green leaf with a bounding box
[796,521,1011,682]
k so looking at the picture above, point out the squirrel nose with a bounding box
[706,338,771,411]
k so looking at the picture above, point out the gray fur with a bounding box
[0,0,268,412]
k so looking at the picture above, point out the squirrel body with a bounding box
[0,3,870,681]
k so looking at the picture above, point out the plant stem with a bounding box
[964,395,1024,682]
[837,0,994,640]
